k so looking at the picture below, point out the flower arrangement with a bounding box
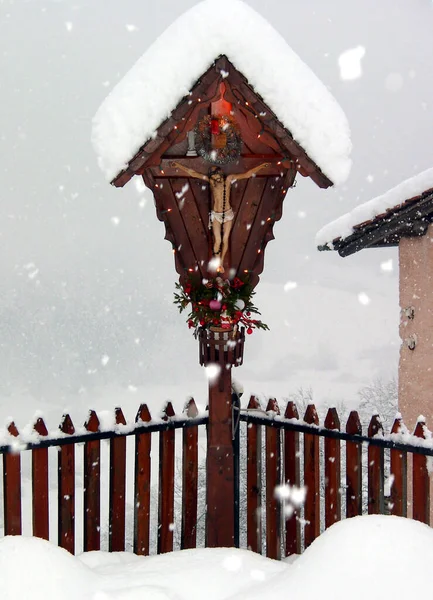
[174,275,269,336]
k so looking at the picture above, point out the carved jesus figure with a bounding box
[172,161,269,271]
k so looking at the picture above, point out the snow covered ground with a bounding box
[2,515,432,599]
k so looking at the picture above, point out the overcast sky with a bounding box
[1,0,432,425]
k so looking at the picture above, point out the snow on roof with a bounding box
[316,166,433,248]
[92,0,352,185]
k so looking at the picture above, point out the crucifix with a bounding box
[172,161,270,271]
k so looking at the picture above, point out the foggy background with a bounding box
[1,0,432,427]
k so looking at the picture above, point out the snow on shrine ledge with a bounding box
[316,166,433,248]
[91,0,352,186]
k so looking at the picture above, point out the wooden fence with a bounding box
[1,397,432,559]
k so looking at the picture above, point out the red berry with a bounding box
[247,328,253,335]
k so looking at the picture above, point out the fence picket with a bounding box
[304,404,320,549]
[284,401,300,556]
[324,408,341,529]
[158,402,175,554]
[32,417,49,540]
[368,415,384,514]
[390,416,407,517]
[109,407,127,552]
[84,410,101,551]
[265,399,281,560]
[412,420,430,524]
[134,404,152,555]
[182,398,199,550]
[3,422,22,535]
[246,395,262,553]
[346,411,362,518]
[58,414,75,554]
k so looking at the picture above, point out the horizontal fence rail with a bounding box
[1,397,432,559]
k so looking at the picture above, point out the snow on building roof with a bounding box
[316,167,433,250]
[92,0,352,185]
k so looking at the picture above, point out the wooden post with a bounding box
[134,404,152,556]
[58,414,75,554]
[3,422,22,536]
[206,365,235,547]
[284,401,300,556]
[32,417,49,540]
[303,404,320,549]
[367,415,384,515]
[346,411,362,518]
[181,398,199,550]
[247,395,262,553]
[324,408,341,529]
[390,416,407,517]
[265,398,281,560]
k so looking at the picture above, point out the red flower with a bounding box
[231,277,244,289]
[184,283,192,295]
[188,320,194,329]
[199,319,206,326]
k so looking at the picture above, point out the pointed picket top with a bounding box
[114,407,127,426]
[33,416,48,437]
[266,398,280,416]
[304,404,319,426]
[59,414,75,436]
[346,411,362,435]
[391,414,407,435]
[324,407,340,430]
[368,414,383,438]
[7,421,19,437]
[284,400,299,420]
[413,417,427,439]
[161,401,175,421]
[85,410,100,433]
[135,404,152,424]
[247,395,261,410]
[183,398,199,419]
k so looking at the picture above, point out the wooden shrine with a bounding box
[108,54,336,548]
[112,56,332,288]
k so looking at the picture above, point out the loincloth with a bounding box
[210,208,235,225]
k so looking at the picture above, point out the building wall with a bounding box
[399,225,433,431]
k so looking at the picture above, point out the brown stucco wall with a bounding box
[399,225,433,431]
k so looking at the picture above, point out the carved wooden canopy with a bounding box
[112,55,333,287]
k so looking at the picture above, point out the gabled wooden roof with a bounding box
[319,187,433,257]
[111,55,333,190]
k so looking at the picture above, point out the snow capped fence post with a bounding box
[303,405,320,549]
[367,415,384,515]
[109,407,127,552]
[284,401,301,556]
[412,419,430,524]
[324,408,341,529]
[134,404,152,556]
[345,411,362,519]
[3,421,22,536]
[58,414,75,554]
[84,410,101,551]
[390,416,407,517]
[246,395,262,553]
[32,416,49,540]
[158,402,175,554]
[265,398,281,560]
[181,398,199,550]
